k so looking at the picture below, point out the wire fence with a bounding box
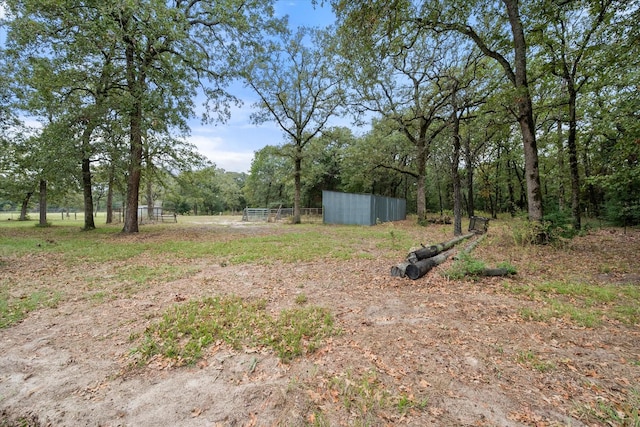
[242,207,323,222]
[0,211,103,222]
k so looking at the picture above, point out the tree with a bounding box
[0,136,37,221]
[3,0,126,230]
[215,170,246,213]
[244,27,344,224]
[340,118,416,203]
[243,146,291,209]
[114,0,281,232]
[3,0,283,233]
[583,51,640,225]
[335,11,459,223]
[301,126,354,206]
[423,0,544,227]
[535,0,623,231]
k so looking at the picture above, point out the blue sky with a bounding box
[188,0,339,173]
[0,1,341,174]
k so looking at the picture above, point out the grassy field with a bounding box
[0,215,418,328]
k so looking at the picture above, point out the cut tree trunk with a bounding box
[407,233,473,264]
[405,249,455,280]
[390,261,411,278]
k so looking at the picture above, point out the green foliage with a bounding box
[166,167,247,215]
[603,198,640,227]
[511,216,577,246]
[132,295,335,365]
[243,145,292,208]
[542,211,581,239]
[496,261,517,275]
[444,253,486,280]
[295,293,308,305]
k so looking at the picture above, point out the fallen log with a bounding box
[390,261,411,278]
[480,267,516,277]
[454,234,486,260]
[407,233,473,263]
[405,249,455,280]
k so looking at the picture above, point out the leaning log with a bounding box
[454,234,486,260]
[390,261,411,278]
[405,249,455,280]
[407,233,474,263]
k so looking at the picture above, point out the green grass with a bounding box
[148,227,412,263]
[516,349,556,372]
[0,222,138,261]
[506,281,640,327]
[0,219,419,327]
[2,221,414,263]
[0,289,62,328]
[131,295,336,365]
[444,253,487,280]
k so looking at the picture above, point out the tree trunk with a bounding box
[567,86,581,230]
[454,234,486,259]
[406,249,455,280]
[407,232,473,263]
[38,179,47,226]
[504,0,544,226]
[106,168,114,224]
[582,138,599,217]
[293,147,302,224]
[481,268,515,277]
[451,102,462,236]
[145,142,154,221]
[556,119,566,212]
[122,35,144,233]
[146,174,154,221]
[390,261,411,278]
[19,192,32,221]
[123,109,143,232]
[464,135,475,218]
[507,159,516,216]
[416,138,428,223]
[82,155,95,230]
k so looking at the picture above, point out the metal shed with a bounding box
[322,190,406,226]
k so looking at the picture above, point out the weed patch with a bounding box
[0,290,62,328]
[444,253,486,280]
[131,295,335,365]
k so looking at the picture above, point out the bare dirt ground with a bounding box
[1,219,639,426]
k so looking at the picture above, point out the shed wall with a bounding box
[322,191,406,225]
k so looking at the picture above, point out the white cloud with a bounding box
[188,134,256,173]
[187,125,273,173]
